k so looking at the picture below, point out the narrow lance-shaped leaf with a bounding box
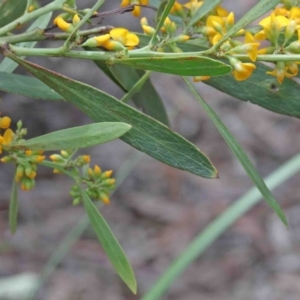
[13,123,132,151]
[94,61,169,125]
[0,72,63,101]
[154,0,172,27]
[151,0,175,46]
[9,179,19,234]
[115,56,231,76]
[206,63,300,119]
[81,190,137,294]
[5,52,217,178]
[183,77,287,226]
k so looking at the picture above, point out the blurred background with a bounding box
[2,0,300,299]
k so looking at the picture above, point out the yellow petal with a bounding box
[125,33,139,47]
[216,5,229,17]
[55,17,71,32]
[244,31,255,43]
[120,0,130,7]
[94,34,111,46]
[132,6,141,17]
[233,62,256,81]
[110,28,128,44]
[206,15,224,28]
[3,128,14,145]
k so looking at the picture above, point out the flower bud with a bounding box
[173,35,190,43]
[94,165,102,176]
[25,163,36,179]
[72,198,81,205]
[60,150,70,158]
[102,178,116,186]
[0,116,11,129]
[1,156,13,163]
[31,155,45,163]
[49,154,64,162]
[99,192,110,204]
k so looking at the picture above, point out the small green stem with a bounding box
[41,160,77,180]
[0,28,45,45]
[0,0,64,37]
[6,40,300,64]
[8,44,113,60]
[8,43,205,59]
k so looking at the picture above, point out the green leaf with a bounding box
[95,61,169,125]
[115,56,231,76]
[8,54,217,178]
[187,0,222,29]
[183,77,287,226]
[14,123,132,151]
[0,72,63,101]
[0,12,52,73]
[153,0,175,37]
[81,190,137,294]
[0,0,27,28]
[206,63,300,119]
[218,0,280,45]
[9,179,18,234]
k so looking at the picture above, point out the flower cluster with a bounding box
[69,165,116,205]
[255,6,300,83]
[117,0,300,83]
[52,0,300,83]
[1,120,45,191]
[13,150,45,191]
[50,151,115,205]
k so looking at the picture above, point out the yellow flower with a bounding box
[170,1,185,17]
[266,61,296,84]
[259,14,290,30]
[184,0,203,12]
[273,7,289,18]
[82,28,139,50]
[228,32,260,62]
[215,5,229,17]
[54,16,72,32]
[161,17,177,34]
[110,28,139,48]
[258,13,289,43]
[228,57,256,81]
